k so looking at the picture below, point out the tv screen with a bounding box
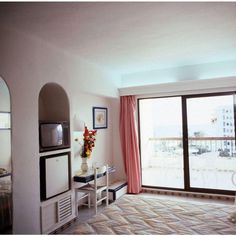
[40,123,63,147]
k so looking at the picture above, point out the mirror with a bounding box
[0,77,12,233]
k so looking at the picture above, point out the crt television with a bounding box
[39,121,70,152]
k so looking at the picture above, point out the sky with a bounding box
[140,94,234,137]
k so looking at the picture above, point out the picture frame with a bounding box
[93,107,108,129]
[0,112,11,130]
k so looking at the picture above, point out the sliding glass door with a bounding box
[139,97,184,189]
[186,94,236,191]
[139,92,236,194]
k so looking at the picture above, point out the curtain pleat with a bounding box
[120,96,141,193]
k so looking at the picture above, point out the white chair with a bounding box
[75,165,109,215]
[75,191,91,216]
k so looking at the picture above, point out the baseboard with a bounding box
[49,218,76,234]
[142,187,235,202]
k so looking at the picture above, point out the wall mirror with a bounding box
[0,77,12,233]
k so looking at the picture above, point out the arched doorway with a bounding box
[0,77,12,233]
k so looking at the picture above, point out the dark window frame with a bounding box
[138,91,236,195]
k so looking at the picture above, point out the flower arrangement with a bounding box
[81,126,97,158]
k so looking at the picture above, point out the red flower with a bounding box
[81,126,97,158]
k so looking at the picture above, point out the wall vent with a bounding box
[58,195,72,222]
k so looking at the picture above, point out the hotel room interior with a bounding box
[1,2,236,234]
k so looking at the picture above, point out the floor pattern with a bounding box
[72,194,236,235]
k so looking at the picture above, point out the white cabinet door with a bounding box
[46,154,69,199]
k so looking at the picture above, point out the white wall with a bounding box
[0,27,124,234]
[71,92,114,173]
[71,93,125,179]
[110,97,126,181]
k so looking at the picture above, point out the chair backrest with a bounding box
[97,165,107,175]
[93,165,109,191]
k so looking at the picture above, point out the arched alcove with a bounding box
[38,83,74,234]
[0,76,12,233]
[38,83,70,121]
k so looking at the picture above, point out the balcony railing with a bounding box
[148,136,236,157]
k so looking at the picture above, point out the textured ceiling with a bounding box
[1,2,236,76]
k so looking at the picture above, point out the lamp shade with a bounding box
[73,115,85,132]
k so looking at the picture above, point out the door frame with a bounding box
[138,91,236,195]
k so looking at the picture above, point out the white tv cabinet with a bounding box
[40,190,76,234]
[39,83,75,234]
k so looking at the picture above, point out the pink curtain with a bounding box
[120,95,141,194]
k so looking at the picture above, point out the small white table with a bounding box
[73,166,115,183]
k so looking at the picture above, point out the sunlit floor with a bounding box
[142,166,236,190]
[142,155,236,190]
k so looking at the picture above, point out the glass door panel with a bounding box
[186,95,236,191]
[139,97,184,189]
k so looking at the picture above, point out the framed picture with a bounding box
[0,112,11,130]
[93,107,108,129]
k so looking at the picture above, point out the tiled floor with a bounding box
[58,192,235,234]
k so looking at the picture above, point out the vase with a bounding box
[81,158,88,173]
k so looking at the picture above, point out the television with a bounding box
[39,121,70,152]
[40,152,71,200]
